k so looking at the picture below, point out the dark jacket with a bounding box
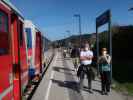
[71,48,80,58]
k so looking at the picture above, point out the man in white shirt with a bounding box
[79,43,93,93]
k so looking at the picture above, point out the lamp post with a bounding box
[66,30,71,42]
[74,14,82,47]
[66,30,71,48]
[66,30,71,37]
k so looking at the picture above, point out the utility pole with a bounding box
[74,14,82,47]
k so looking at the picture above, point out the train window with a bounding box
[0,10,9,55]
[25,28,32,49]
[19,21,23,46]
[0,10,8,32]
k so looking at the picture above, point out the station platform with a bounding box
[31,51,126,100]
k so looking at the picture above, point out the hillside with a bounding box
[54,33,96,47]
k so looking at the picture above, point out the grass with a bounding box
[112,60,133,96]
[112,80,133,96]
[124,83,133,96]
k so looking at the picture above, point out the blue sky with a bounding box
[11,0,133,40]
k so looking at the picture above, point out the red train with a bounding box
[0,0,53,100]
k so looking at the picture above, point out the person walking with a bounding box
[98,48,111,95]
[63,48,67,58]
[79,43,93,93]
[71,45,80,70]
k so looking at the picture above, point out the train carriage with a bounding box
[24,20,42,80]
[41,36,53,73]
[0,1,13,99]
[0,0,28,100]
[0,0,53,99]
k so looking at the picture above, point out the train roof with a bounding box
[2,0,24,19]
[24,20,45,37]
[24,20,51,41]
[24,20,36,28]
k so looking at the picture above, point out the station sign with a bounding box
[96,10,110,27]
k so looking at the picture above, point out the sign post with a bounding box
[96,9,112,82]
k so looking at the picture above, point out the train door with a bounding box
[25,28,34,80]
[11,13,28,99]
[41,37,45,73]
[11,13,22,100]
[25,28,32,61]
[0,3,13,100]
[18,20,28,95]
[35,32,42,75]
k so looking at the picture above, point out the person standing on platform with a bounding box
[98,48,111,95]
[79,43,94,93]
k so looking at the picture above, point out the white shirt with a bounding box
[80,50,93,65]
[64,49,67,53]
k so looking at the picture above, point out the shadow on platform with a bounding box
[83,86,102,94]
[51,79,79,93]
